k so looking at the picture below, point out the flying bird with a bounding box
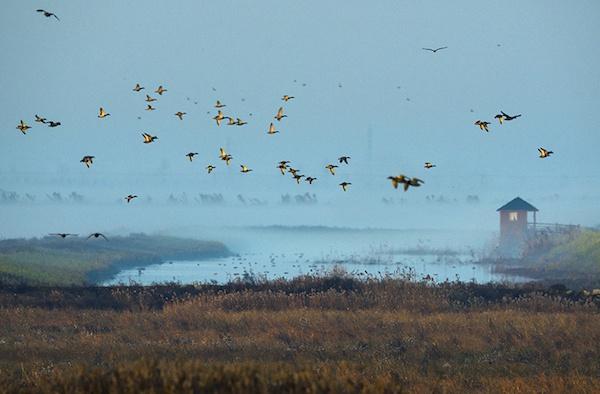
[125,195,138,203]
[49,233,77,238]
[500,111,522,121]
[133,83,145,92]
[80,155,94,168]
[240,165,253,173]
[403,177,424,192]
[219,148,228,159]
[213,110,225,126]
[268,122,279,134]
[142,132,158,143]
[47,121,61,127]
[274,107,287,121]
[424,162,436,169]
[214,100,226,108]
[145,95,157,102]
[305,177,317,184]
[98,107,110,118]
[206,165,216,174]
[146,104,156,111]
[339,182,352,191]
[494,114,505,124]
[474,120,490,132]
[221,155,233,165]
[277,162,288,175]
[186,152,198,162]
[387,175,408,189]
[34,115,47,124]
[292,174,305,184]
[282,95,295,102]
[422,46,447,53]
[175,111,186,120]
[36,9,59,20]
[155,85,167,95]
[226,117,237,126]
[87,233,108,241]
[538,147,553,158]
[325,164,338,175]
[338,156,351,165]
[16,120,31,134]
[235,118,247,126]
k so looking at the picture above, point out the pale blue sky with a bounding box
[1,1,599,233]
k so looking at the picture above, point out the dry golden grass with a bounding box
[1,278,599,393]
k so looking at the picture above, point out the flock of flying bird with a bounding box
[15,9,557,239]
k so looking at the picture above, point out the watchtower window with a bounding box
[509,212,518,221]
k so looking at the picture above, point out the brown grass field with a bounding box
[1,276,600,393]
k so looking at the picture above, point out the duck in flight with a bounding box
[474,120,490,132]
[422,46,447,53]
[145,95,157,102]
[49,233,77,238]
[538,147,553,158]
[98,107,110,118]
[80,155,94,168]
[240,165,253,173]
[186,152,198,162]
[206,165,216,174]
[274,107,287,121]
[387,175,408,189]
[226,117,237,126]
[47,121,61,127]
[404,177,424,191]
[277,162,288,175]
[142,132,158,143]
[325,164,338,175]
[339,182,352,191]
[292,174,304,184]
[16,120,31,134]
[288,167,299,176]
[494,114,505,124]
[305,177,317,184]
[36,9,59,20]
[133,83,144,92]
[268,122,279,134]
[155,85,167,95]
[236,118,247,126]
[87,233,108,241]
[338,156,351,165]
[424,162,436,169]
[282,95,295,102]
[500,111,521,121]
[125,195,138,203]
[34,115,47,124]
[213,110,225,126]
[175,111,186,120]
[215,100,226,108]
[146,104,156,111]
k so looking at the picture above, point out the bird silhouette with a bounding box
[125,195,138,203]
[155,85,167,95]
[387,175,408,189]
[226,117,236,126]
[49,233,77,238]
[240,165,253,173]
[186,152,198,162]
[538,147,553,158]
[87,233,108,240]
[206,165,216,174]
[339,182,352,191]
[277,162,288,175]
[274,107,287,121]
[213,110,225,126]
[98,107,110,118]
[404,177,424,191]
[34,115,47,124]
[175,111,186,120]
[293,174,305,184]
[235,118,247,126]
[338,156,351,165]
[47,121,61,128]
[500,111,521,121]
[268,122,279,134]
[36,9,59,20]
[142,133,158,143]
[133,83,145,92]
[424,162,436,169]
[325,164,338,175]
[146,104,156,111]
[474,120,490,132]
[422,46,447,53]
[16,120,31,134]
[282,95,295,102]
[145,95,157,102]
[305,177,317,184]
[214,100,226,108]
[80,156,94,168]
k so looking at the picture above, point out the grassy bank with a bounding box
[0,234,230,286]
[494,229,600,288]
[1,276,600,393]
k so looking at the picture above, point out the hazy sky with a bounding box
[1,1,599,234]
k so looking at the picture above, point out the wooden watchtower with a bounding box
[497,197,538,257]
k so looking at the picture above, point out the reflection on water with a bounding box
[102,227,532,285]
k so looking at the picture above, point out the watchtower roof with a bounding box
[496,197,538,212]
